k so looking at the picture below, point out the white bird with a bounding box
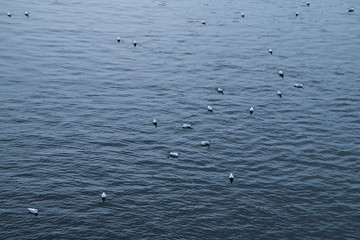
[101,192,106,202]
[152,118,158,127]
[24,12,30,17]
[278,70,284,78]
[182,123,192,129]
[133,41,137,47]
[201,20,206,25]
[169,152,179,157]
[229,173,234,183]
[249,107,254,115]
[306,2,310,7]
[277,90,282,98]
[269,48,273,54]
[348,8,355,12]
[207,105,213,112]
[201,141,210,146]
[117,37,120,43]
[28,208,38,215]
[241,13,245,18]
[7,12,12,17]
[294,83,303,88]
[296,12,299,17]
[217,88,224,94]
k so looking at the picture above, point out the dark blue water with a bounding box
[1,0,359,239]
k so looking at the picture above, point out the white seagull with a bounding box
[133,41,137,47]
[241,13,245,18]
[169,152,179,157]
[117,37,121,43]
[249,107,254,115]
[7,12,12,17]
[152,118,158,127]
[348,8,355,13]
[207,105,213,112]
[296,12,299,17]
[294,83,303,88]
[229,173,234,183]
[217,88,224,94]
[201,20,206,25]
[28,208,38,215]
[277,90,282,98]
[201,141,210,146]
[269,49,273,54]
[101,192,106,202]
[24,12,30,17]
[306,2,310,7]
[182,123,192,129]
[278,70,284,78]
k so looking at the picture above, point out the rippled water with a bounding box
[1,0,359,239]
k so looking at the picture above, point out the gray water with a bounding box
[1,0,359,239]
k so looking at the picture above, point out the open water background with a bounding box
[0,0,359,239]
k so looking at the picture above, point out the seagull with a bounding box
[217,88,224,94]
[277,90,282,98]
[296,12,300,17]
[101,192,106,202]
[152,118,158,127]
[229,173,234,183]
[7,12,12,17]
[269,49,273,54]
[306,2,310,7]
[133,41,137,47]
[169,152,179,157]
[278,70,284,78]
[249,107,254,115]
[201,20,206,25]
[24,12,30,17]
[182,123,192,129]
[117,37,120,43]
[294,83,303,88]
[348,8,355,13]
[28,208,38,215]
[241,13,245,18]
[201,141,210,146]
[207,105,213,112]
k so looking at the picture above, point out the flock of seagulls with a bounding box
[116,37,138,47]
[10,2,354,215]
[5,12,30,17]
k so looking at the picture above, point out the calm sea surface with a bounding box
[1,0,359,239]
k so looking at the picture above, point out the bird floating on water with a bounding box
[207,105,213,112]
[101,192,106,202]
[277,90,282,98]
[201,20,206,25]
[28,208,38,215]
[201,141,210,146]
[348,8,355,13]
[229,173,234,183]
[182,123,192,129]
[269,49,273,54]
[278,70,284,78]
[117,37,121,43]
[249,107,254,115]
[296,12,299,17]
[24,12,30,17]
[294,83,303,88]
[133,41,137,47]
[241,13,245,18]
[306,2,310,7]
[217,88,224,94]
[7,12,12,17]
[152,118,158,127]
[169,152,179,157]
